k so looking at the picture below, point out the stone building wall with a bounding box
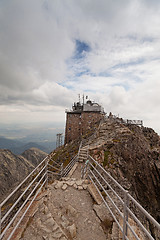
[81,112,103,135]
[65,113,81,144]
[65,111,103,144]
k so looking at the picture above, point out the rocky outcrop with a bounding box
[88,118,160,227]
[0,148,47,202]
[0,149,34,202]
[21,147,48,167]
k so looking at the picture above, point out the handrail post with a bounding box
[123,190,129,240]
[45,157,48,188]
[87,145,89,160]
[60,163,63,178]
[77,141,82,161]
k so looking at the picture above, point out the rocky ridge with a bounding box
[21,147,48,167]
[87,117,160,230]
[2,116,160,239]
[0,148,47,202]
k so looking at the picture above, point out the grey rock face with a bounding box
[21,147,47,167]
[89,119,160,227]
[0,148,47,202]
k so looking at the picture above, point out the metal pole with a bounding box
[60,163,63,178]
[77,141,82,161]
[87,145,89,160]
[45,158,48,188]
[123,190,129,240]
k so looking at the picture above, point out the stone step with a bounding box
[79,155,87,158]
[79,150,88,153]
[87,183,103,205]
[79,152,87,156]
[78,156,87,159]
[34,206,68,240]
[78,156,88,162]
[81,147,88,150]
[78,158,87,163]
[52,178,89,191]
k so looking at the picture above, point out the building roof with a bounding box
[66,100,104,113]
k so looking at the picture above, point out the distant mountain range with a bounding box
[0,136,56,154]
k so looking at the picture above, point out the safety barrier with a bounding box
[62,155,78,177]
[87,155,160,240]
[62,142,82,177]
[1,141,159,240]
[0,155,63,240]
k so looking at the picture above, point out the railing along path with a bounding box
[1,141,160,240]
[85,153,160,240]
[0,154,63,240]
[0,142,82,240]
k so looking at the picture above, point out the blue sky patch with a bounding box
[65,40,92,81]
[111,58,145,70]
[74,40,91,59]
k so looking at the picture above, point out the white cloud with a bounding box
[0,0,160,134]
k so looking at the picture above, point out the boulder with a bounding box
[67,224,76,238]
[62,184,68,190]
[93,203,113,222]
[66,205,77,217]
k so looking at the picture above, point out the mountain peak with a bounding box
[21,148,48,167]
[0,147,47,203]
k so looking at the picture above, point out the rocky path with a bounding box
[20,163,110,240]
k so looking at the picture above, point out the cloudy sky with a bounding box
[1,0,160,134]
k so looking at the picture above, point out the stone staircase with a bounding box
[77,147,104,205]
[29,203,68,240]
[78,147,88,162]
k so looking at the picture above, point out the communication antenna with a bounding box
[78,94,80,103]
[56,133,63,148]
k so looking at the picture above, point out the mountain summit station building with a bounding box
[65,99,104,144]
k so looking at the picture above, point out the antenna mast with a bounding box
[56,133,63,148]
[83,94,84,105]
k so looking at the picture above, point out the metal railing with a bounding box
[0,155,63,240]
[62,142,82,177]
[2,141,159,240]
[47,157,63,180]
[87,155,160,240]
[61,141,86,177]
[105,114,143,126]
[123,119,143,126]
[62,154,78,177]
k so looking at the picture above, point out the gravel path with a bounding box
[20,163,107,240]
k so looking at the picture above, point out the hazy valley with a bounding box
[0,122,65,154]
